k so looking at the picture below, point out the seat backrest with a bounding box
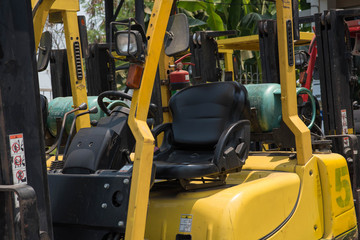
[169,81,250,147]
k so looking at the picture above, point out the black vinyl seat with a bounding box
[152,81,251,179]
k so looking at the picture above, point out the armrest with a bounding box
[151,123,172,147]
[214,120,251,169]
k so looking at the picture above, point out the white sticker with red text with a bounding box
[341,110,350,148]
[9,134,27,185]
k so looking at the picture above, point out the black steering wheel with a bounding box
[98,90,158,119]
[98,91,133,116]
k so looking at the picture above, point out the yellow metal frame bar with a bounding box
[126,1,173,239]
[62,10,90,130]
[276,0,312,165]
[218,35,260,51]
[217,32,314,51]
[50,0,79,11]
[159,47,173,124]
[32,0,56,49]
[218,49,234,80]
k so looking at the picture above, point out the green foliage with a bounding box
[177,0,277,82]
[80,0,154,43]
[299,0,311,11]
[299,0,311,32]
[206,1,225,31]
[228,0,243,30]
[80,0,106,43]
[177,0,276,33]
[177,1,207,12]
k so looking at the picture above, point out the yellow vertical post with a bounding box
[156,47,173,145]
[159,47,173,123]
[219,49,234,80]
[276,0,312,165]
[126,0,173,240]
[62,10,90,130]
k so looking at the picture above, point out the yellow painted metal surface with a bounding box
[32,0,56,49]
[316,153,357,239]
[157,46,174,145]
[276,0,312,165]
[218,49,234,80]
[348,128,354,134]
[62,10,90,131]
[46,155,61,169]
[146,170,300,239]
[126,1,173,239]
[50,0,79,11]
[217,32,314,51]
[296,32,315,46]
[144,154,331,239]
[268,155,324,239]
[332,227,358,240]
[243,153,297,172]
[32,0,81,48]
[145,153,357,239]
[158,47,173,124]
[218,35,260,51]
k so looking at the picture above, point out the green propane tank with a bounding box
[47,96,128,137]
[245,84,316,132]
[245,84,282,132]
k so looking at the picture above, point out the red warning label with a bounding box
[16,170,24,180]
[14,169,27,184]
[10,134,23,140]
[12,143,20,154]
[9,134,24,156]
[14,156,22,166]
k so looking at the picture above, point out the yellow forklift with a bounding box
[0,0,358,240]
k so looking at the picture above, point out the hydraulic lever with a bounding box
[54,102,87,162]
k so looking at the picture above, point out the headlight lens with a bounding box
[115,31,138,56]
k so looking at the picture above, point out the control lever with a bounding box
[63,106,98,159]
[54,102,87,162]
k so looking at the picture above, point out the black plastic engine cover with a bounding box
[63,108,135,174]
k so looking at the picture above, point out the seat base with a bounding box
[154,149,219,179]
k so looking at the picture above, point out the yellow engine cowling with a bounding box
[144,154,357,240]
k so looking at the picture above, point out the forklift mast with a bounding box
[315,10,356,137]
[315,10,360,157]
[0,0,53,239]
